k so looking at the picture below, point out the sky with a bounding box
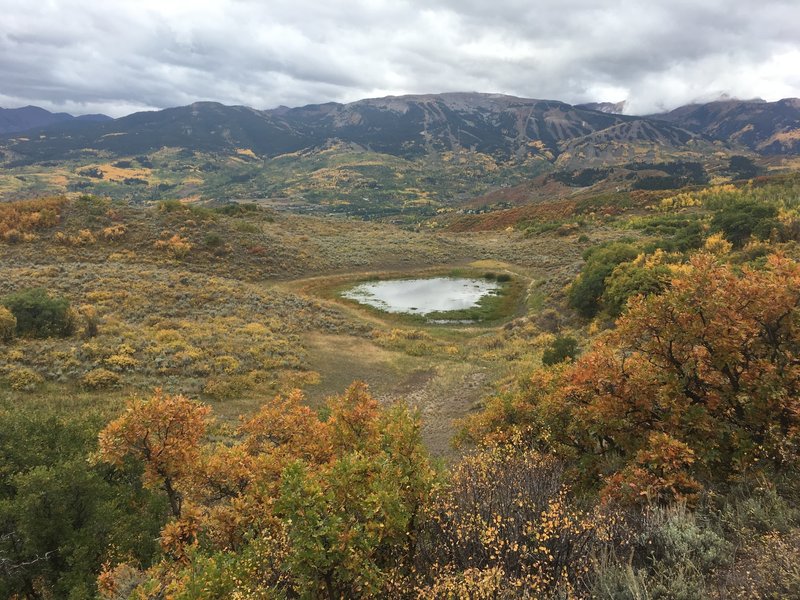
[1,0,799,118]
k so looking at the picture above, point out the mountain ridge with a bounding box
[0,93,713,165]
[0,105,111,135]
[4,93,797,165]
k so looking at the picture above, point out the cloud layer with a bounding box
[1,0,798,117]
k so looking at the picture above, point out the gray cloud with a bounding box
[0,0,798,117]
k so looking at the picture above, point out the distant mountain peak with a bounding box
[0,105,111,135]
[709,93,766,104]
[575,101,627,114]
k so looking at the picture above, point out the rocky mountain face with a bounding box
[650,98,800,154]
[575,101,626,114]
[2,93,798,166]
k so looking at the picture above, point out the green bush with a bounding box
[631,213,705,252]
[641,504,730,599]
[602,262,672,317]
[542,336,579,365]
[0,409,165,599]
[203,233,224,248]
[0,288,75,338]
[568,243,639,317]
[720,486,799,536]
[214,202,260,216]
[727,155,762,180]
[157,199,215,220]
[642,505,731,573]
[593,504,732,600]
[590,558,649,600]
[710,199,780,247]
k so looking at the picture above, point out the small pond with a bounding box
[341,277,501,317]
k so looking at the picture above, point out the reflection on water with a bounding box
[342,277,500,315]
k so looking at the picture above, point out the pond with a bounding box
[341,277,501,317]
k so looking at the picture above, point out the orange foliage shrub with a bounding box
[100,224,127,241]
[154,233,193,258]
[55,228,96,246]
[96,383,435,598]
[463,252,800,505]
[0,196,66,242]
[98,389,211,517]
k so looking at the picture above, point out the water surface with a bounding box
[342,277,500,316]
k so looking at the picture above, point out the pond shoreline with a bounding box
[341,276,502,318]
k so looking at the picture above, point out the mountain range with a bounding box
[2,93,799,167]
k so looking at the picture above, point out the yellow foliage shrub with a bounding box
[418,566,506,600]
[153,328,184,346]
[173,347,204,364]
[107,250,136,261]
[2,229,36,243]
[203,375,251,400]
[0,306,16,342]
[78,304,99,338]
[55,229,97,246]
[82,368,122,389]
[278,369,321,388]
[213,355,240,374]
[7,367,44,391]
[5,349,23,361]
[81,340,102,358]
[704,232,733,256]
[74,229,96,245]
[104,354,139,371]
[97,562,148,600]
[241,322,269,335]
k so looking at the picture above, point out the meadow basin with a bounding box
[341,277,501,316]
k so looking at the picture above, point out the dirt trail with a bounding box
[302,332,497,458]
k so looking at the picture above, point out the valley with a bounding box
[0,192,628,456]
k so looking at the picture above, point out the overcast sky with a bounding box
[1,0,799,118]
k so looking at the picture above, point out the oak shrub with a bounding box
[96,383,436,598]
[466,251,800,503]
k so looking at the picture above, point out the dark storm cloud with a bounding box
[0,0,798,117]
